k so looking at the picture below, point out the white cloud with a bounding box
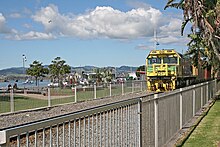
[32,4,162,39]
[135,44,154,50]
[0,13,13,34]
[0,13,6,24]
[9,13,22,18]
[6,31,55,40]
[1,4,189,44]
[145,18,190,46]
[0,12,53,40]
[159,18,182,36]
[158,35,189,45]
[23,23,32,29]
[127,1,151,10]
[23,8,32,16]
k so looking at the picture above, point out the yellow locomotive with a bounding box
[146,49,194,91]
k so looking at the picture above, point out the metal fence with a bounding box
[140,80,217,147]
[0,99,141,147]
[0,80,218,147]
[0,80,146,114]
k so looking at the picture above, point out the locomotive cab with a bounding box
[146,49,182,91]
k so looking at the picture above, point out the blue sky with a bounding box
[0,0,190,70]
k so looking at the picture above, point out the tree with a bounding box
[93,67,114,83]
[93,68,104,84]
[102,68,113,83]
[186,34,206,68]
[26,60,49,86]
[165,0,220,64]
[136,65,145,78]
[48,57,71,87]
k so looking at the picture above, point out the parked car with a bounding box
[48,82,59,87]
[79,78,89,86]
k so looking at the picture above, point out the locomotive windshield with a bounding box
[148,57,161,64]
[163,57,177,64]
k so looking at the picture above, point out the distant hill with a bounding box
[0,67,26,76]
[71,66,97,73]
[71,66,137,74]
[0,66,138,76]
[117,66,137,73]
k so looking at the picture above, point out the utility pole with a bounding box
[154,28,157,50]
[154,28,159,50]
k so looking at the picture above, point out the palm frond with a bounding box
[177,0,184,7]
[164,0,177,9]
[181,18,191,35]
[187,39,194,46]
[167,0,176,6]
[164,3,180,9]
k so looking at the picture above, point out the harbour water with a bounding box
[0,80,50,89]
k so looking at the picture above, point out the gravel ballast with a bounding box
[0,92,150,130]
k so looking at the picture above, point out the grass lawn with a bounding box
[0,95,48,113]
[0,85,142,114]
[183,99,220,147]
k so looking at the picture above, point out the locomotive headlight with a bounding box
[171,76,176,80]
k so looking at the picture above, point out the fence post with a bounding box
[24,89,27,95]
[109,82,112,97]
[132,82,134,93]
[10,89,14,113]
[179,88,183,129]
[215,79,217,93]
[74,86,77,102]
[154,94,159,147]
[138,98,142,147]
[217,79,219,92]
[94,83,96,99]
[0,131,6,147]
[48,87,51,107]
[193,85,196,116]
[122,82,124,95]
[206,82,209,103]
[201,83,203,108]
[141,81,143,92]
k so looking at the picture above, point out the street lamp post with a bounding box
[22,54,27,74]
[22,54,27,92]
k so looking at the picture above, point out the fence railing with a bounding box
[0,80,146,114]
[0,98,141,147]
[0,79,218,147]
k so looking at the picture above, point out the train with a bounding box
[145,49,211,91]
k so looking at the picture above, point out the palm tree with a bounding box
[165,0,220,62]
